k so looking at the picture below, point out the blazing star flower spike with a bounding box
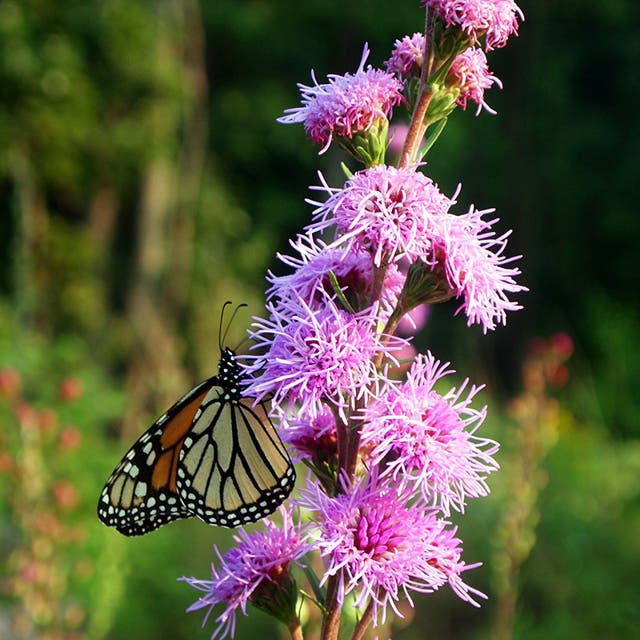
[278,44,404,154]
[425,0,524,51]
[361,352,499,515]
[300,472,487,625]
[180,507,308,640]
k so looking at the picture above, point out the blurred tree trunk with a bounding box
[120,0,208,441]
[11,151,49,334]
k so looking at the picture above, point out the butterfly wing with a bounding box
[97,377,218,536]
[177,392,296,528]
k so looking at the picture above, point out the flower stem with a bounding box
[399,9,434,167]
[400,89,432,167]
[350,600,374,640]
[321,574,341,640]
[289,620,304,640]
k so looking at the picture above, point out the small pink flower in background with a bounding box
[397,303,430,336]
[385,33,426,79]
[0,367,21,400]
[387,122,410,155]
[384,342,418,379]
[425,0,524,50]
[278,45,404,153]
[361,352,499,515]
[300,472,486,623]
[550,332,574,360]
[449,47,503,115]
[58,377,84,402]
[181,508,308,640]
[310,164,454,266]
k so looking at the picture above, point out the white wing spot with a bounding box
[134,483,147,498]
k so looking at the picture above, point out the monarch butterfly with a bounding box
[97,307,295,536]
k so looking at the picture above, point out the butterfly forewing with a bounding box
[178,392,295,528]
[97,378,217,536]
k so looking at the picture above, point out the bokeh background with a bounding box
[1,1,638,639]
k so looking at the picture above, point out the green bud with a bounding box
[249,568,300,629]
[338,117,389,167]
[386,259,455,332]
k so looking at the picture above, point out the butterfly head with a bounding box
[217,347,244,402]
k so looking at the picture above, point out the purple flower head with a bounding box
[425,0,524,50]
[361,352,499,514]
[268,232,404,316]
[279,405,338,464]
[278,44,404,153]
[243,294,406,420]
[300,472,486,623]
[180,507,308,640]
[430,206,527,332]
[449,47,503,115]
[385,33,426,79]
[309,165,454,267]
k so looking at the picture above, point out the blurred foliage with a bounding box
[0,0,638,639]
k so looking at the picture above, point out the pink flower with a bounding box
[180,508,308,640]
[300,473,486,623]
[425,0,524,50]
[385,33,426,79]
[430,206,527,332]
[309,167,525,331]
[361,352,499,515]
[278,44,403,152]
[279,406,338,464]
[244,295,405,420]
[449,47,503,115]
[309,165,454,266]
[268,233,404,316]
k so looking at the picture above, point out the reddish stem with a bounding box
[399,10,434,167]
[321,574,341,640]
[350,600,374,640]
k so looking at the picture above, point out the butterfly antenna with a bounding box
[219,302,248,350]
[218,301,233,353]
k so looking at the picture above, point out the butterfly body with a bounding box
[98,348,295,536]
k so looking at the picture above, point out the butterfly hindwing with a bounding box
[97,377,217,536]
[177,393,296,527]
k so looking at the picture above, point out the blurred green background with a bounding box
[0,1,638,639]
